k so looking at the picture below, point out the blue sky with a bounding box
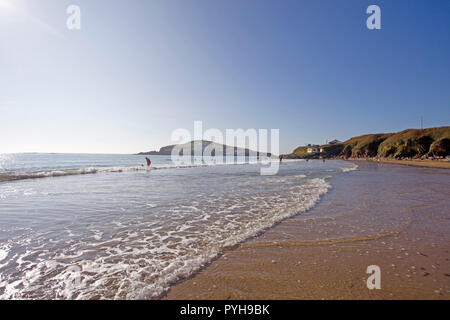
[0,0,449,154]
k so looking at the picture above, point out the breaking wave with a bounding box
[341,164,358,172]
[0,177,330,300]
[0,159,301,183]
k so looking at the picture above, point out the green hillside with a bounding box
[290,126,450,159]
[377,127,450,158]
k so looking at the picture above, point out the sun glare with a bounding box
[0,0,13,10]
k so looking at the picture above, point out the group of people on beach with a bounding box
[145,155,326,168]
[278,155,325,163]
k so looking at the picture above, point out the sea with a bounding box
[0,153,357,299]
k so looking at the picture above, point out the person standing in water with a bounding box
[145,157,151,167]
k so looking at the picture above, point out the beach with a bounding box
[348,158,450,169]
[0,154,352,299]
[1,155,448,299]
[164,161,450,300]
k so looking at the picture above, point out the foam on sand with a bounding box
[0,248,8,262]
[341,164,358,172]
[0,177,330,300]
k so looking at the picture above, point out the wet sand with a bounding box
[349,158,450,169]
[164,162,450,300]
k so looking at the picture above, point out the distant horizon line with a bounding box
[0,152,139,156]
[0,152,282,157]
[1,125,447,156]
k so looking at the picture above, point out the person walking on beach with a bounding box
[145,157,151,167]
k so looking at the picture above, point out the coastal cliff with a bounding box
[286,126,450,160]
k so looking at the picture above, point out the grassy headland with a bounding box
[285,126,450,165]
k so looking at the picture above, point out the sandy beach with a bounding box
[348,158,450,169]
[164,161,450,300]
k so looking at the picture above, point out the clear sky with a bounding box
[1,0,449,154]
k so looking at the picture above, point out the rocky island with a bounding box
[137,140,271,157]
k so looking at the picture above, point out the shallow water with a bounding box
[0,154,357,299]
[164,162,450,300]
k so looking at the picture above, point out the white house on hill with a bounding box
[307,147,320,154]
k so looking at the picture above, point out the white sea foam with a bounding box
[0,157,341,300]
[0,249,8,262]
[0,176,331,300]
[0,168,99,182]
[0,159,303,183]
[342,164,358,172]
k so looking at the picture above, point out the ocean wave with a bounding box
[0,177,331,300]
[341,164,358,172]
[0,248,8,262]
[0,168,100,182]
[0,159,298,183]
